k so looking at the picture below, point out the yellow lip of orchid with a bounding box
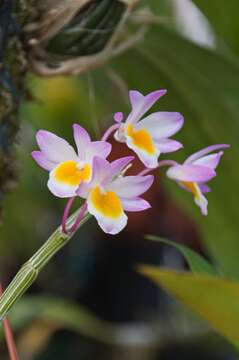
[126,123,156,155]
[180,181,200,200]
[54,160,91,186]
[77,156,154,235]
[89,186,123,219]
[32,124,112,198]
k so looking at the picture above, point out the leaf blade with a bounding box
[139,266,239,346]
[146,235,216,275]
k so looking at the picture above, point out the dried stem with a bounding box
[0,284,19,360]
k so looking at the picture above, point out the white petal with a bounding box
[120,197,151,212]
[48,173,78,198]
[194,186,208,216]
[89,157,111,186]
[126,90,167,124]
[77,156,134,198]
[102,156,134,185]
[126,136,160,168]
[76,182,91,199]
[87,198,128,235]
[192,152,223,170]
[129,90,144,108]
[85,141,112,163]
[155,139,183,153]
[185,144,230,164]
[136,112,184,139]
[167,164,216,182]
[73,124,91,157]
[32,151,55,171]
[36,130,77,163]
[110,175,154,198]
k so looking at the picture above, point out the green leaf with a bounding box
[192,0,239,55]
[146,235,216,275]
[111,25,239,280]
[1,295,115,344]
[138,266,239,347]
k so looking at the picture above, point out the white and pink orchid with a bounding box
[31,88,230,235]
[32,124,111,198]
[77,156,154,235]
[166,144,230,215]
[114,90,184,168]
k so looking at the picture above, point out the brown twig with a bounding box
[0,284,19,360]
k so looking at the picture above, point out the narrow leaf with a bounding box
[146,235,216,275]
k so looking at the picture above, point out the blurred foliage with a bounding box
[2,295,114,344]
[192,0,239,54]
[139,266,239,348]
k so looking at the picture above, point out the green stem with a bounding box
[0,208,91,320]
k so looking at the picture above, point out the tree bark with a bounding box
[0,0,29,218]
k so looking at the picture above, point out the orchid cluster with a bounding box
[32,90,229,235]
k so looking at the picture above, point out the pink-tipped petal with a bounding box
[76,157,110,199]
[36,130,77,163]
[185,144,230,164]
[47,175,78,198]
[135,150,159,169]
[121,197,151,212]
[199,183,211,193]
[77,157,111,199]
[103,156,134,184]
[110,175,154,198]
[125,136,160,169]
[93,212,128,235]
[137,112,184,138]
[85,141,112,163]
[127,89,167,124]
[90,157,110,186]
[87,197,128,235]
[167,164,216,182]
[73,124,91,156]
[192,152,224,170]
[76,182,91,199]
[155,139,183,153]
[31,151,55,171]
[195,191,208,216]
[129,90,144,108]
[77,156,134,199]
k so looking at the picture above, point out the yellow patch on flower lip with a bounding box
[126,124,156,155]
[89,186,123,218]
[181,181,200,200]
[54,160,91,186]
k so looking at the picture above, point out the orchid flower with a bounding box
[32,124,111,198]
[166,144,230,215]
[114,90,184,168]
[77,156,154,235]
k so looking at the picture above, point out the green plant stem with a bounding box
[0,208,91,320]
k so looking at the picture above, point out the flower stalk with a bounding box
[0,207,91,320]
